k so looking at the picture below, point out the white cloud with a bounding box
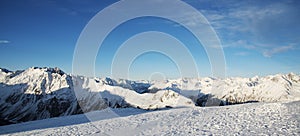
[263,45,294,57]
[234,52,250,56]
[200,10,225,21]
[198,1,299,58]
[0,40,10,44]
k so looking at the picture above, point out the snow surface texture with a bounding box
[1,67,300,125]
[0,101,299,135]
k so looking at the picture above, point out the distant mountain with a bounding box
[0,67,300,125]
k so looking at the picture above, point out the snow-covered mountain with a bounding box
[1,101,299,135]
[1,67,300,125]
[0,67,194,125]
[150,74,300,104]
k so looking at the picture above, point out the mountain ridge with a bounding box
[1,67,300,125]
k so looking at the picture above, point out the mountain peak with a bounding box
[0,68,12,73]
[28,67,65,76]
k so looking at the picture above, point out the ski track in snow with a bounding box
[1,101,299,135]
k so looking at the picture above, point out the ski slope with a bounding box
[1,67,300,135]
[0,101,299,135]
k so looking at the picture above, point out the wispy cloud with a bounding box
[170,11,211,28]
[198,0,300,57]
[234,51,250,56]
[0,40,10,44]
[263,45,294,57]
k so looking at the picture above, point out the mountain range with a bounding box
[1,67,300,125]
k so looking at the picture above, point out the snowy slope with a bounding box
[1,67,300,125]
[0,67,81,125]
[0,67,194,125]
[149,73,300,104]
[1,101,299,135]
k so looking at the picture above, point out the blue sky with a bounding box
[0,0,299,79]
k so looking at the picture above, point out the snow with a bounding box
[0,101,299,135]
[0,67,195,125]
[1,67,300,135]
[72,76,195,110]
[149,74,300,103]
